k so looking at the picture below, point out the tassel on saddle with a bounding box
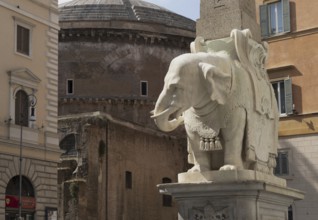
[200,136,222,151]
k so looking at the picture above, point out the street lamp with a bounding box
[18,92,37,220]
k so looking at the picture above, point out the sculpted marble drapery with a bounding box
[152,29,279,174]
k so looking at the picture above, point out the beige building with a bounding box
[0,0,59,219]
[255,0,318,219]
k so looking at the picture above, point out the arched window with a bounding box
[15,90,29,127]
[162,177,172,207]
[60,134,76,156]
[6,176,35,197]
[5,176,35,219]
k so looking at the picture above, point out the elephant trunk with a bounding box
[152,92,184,132]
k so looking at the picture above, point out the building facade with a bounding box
[0,0,59,219]
[58,112,188,220]
[255,0,318,219]
[57,0,195,219]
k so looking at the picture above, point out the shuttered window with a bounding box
[260,0,290,38]
[271,78,293,115]
[15,90,29,127]
[275,151,289,176]
[16,24,31,56]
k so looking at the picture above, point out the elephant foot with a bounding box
[188,164,210,173]
[219,164,242,171]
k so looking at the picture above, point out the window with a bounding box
[125,171,132,189]
[16,23,32,56]
[162,177,172,207]
[275,150,289,176]
[260,0,290,38]
[67,79,74,95]
[140,81,148,96]
[288,205,293,220]
[271,78,293,115]
[5,176,35,220]
[15,90,29,127]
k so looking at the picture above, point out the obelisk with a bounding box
[197,0,261,42]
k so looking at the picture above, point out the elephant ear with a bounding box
[199,62,232,105]
[230,29,252,69]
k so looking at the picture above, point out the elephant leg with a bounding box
[187,131,211,172]
[220,108,246,171]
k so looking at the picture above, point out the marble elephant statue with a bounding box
[152,29,279,174]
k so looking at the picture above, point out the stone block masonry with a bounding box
[197,0,261,42]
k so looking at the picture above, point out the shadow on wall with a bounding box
[292,84,302,114]
[290,2,297,32]
[279,135,318,219]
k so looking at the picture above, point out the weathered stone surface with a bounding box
[178,170,287,187]
[197,0,261,42]
[59,0,196,34]
[58,112,188,220]
[158,179,304,220]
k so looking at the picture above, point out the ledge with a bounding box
[178,170,286,187]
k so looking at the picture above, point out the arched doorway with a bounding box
[5,176,35,220]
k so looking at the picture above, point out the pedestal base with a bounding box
[158,170,304,220]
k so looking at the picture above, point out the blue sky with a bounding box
[58,0,200,20]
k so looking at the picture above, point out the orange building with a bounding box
[255,0,318,219]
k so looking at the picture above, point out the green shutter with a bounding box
[274,156,280,175]
[282,0,291,33]
[260,5,269,38]
[284,78,293,115]
[281,152,289,175]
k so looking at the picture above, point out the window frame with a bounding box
[125,171,132,189]
[274,148,293,179]
[14,18,34,58]
[140,81,148,97]
[66,79,74,95]
[260,0,290,38]
[270,77,293,116]
[15,89,29,127]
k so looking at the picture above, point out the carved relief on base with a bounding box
[189,202,232,220]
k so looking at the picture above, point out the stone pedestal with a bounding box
[197,0,261,42]
[158,170,304,220]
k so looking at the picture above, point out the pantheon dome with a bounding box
[58,0,196,123]
[59,0,195,33]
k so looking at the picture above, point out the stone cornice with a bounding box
[0,0,59,30]
[59,97,156,106]
[59,28,193,49]
[263,27,318,43]
[279,112,318,136]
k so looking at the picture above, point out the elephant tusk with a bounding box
[151,106,184,132]
[151,108,172,119]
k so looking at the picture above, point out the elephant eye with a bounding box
[168,84,180,91]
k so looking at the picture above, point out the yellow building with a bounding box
[255,0,318,219]
[0,0,59,219]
